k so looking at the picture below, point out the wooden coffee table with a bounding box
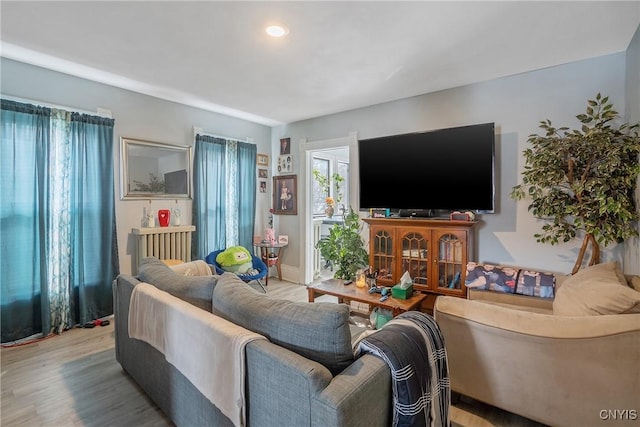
[308,279,426,317]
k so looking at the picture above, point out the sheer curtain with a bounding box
[192,134,256,259]
[0,100,118,343]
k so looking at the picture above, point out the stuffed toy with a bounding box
[215,246,253,274]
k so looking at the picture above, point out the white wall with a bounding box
[1,58,272,275]
[273,52,634,275]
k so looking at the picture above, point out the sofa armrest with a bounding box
[245,340,390,427]
[312,353,390,427]
[436,295,640,338]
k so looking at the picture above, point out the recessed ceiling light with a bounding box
[266,25,289,38]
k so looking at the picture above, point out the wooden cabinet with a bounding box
[363,218,477,311]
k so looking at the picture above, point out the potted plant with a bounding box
[511,93,640,274]
[316,207,369,280]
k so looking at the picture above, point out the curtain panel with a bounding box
[192,134,256,260]
[1,100,52,342]
[0,100,118,343]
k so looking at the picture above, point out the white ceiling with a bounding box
[1,1,639,126]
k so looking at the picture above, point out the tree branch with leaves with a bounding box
[511,93,640,274]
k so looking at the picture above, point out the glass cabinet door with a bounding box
[400,230,429,286]
[436,232,464,292]
[371,228,394,282]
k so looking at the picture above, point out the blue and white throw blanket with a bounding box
[355,311,450,427]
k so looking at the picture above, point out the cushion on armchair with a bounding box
[553,262,640,316]
[212,272,354,375]
[137,257,217,311]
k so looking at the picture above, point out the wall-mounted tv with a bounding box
[358,122,495,216]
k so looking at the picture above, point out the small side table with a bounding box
[255,242,288,285]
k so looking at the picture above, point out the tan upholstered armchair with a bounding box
[434,262,640,427]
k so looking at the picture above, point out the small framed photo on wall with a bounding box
[258,168,268,178]
[257,153,269,166]
[272,174,297,215]
[280,137,291,155]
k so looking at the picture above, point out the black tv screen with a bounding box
[358,122,495,213]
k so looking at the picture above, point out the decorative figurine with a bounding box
[146,211,155,227]
[173,208,181,226]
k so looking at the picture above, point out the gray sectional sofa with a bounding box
[113,257,392,427]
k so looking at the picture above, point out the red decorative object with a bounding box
[158,209,171,227]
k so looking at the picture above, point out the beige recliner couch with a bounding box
[434,262,640,427]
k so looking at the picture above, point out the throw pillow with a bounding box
[515,269,556,298]
[465,263,517,293]
[170,260,214,276]
[630,276,640,292]
[212,273,354,375]
[137,257,217,311]
[553,262,640,316]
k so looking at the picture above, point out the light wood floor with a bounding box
[1,278,546,427]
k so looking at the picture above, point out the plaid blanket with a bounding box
[355,311,450,427]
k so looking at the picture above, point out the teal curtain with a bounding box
[192,134,256,259]
[193,135,227,258]
[1,100,51,342]
[236,141,257,249]
[0,100,118,343]
[68,113,118,325]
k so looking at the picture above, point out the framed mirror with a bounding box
[120,137,192,200]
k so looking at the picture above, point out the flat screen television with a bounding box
[358,122,495,216]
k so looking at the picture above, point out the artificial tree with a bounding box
[511,93,640,274]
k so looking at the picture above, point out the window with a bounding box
[312,157,329,215]
[337,160,349,212]
[312,154,350,216]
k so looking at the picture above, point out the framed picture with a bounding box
[278,235,289,245]
[259,180,267,193]
[277,155,293,173]
[258,168,268,178]
[272,174,297,215]
[280,137,291,155]
[257,153,269,166]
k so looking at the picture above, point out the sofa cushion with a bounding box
[137,257,217,311]
[212,273,354,375]
[553,262,640,316]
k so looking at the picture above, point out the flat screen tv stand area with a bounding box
[362,218,478,313]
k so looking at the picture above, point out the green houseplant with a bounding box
[511,93,640,274]
[316,207,369,280]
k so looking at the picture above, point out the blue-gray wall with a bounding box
[274,51,637,275]
[1,58,272,275]
[2,30,638,277]
[625,24,640,275]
